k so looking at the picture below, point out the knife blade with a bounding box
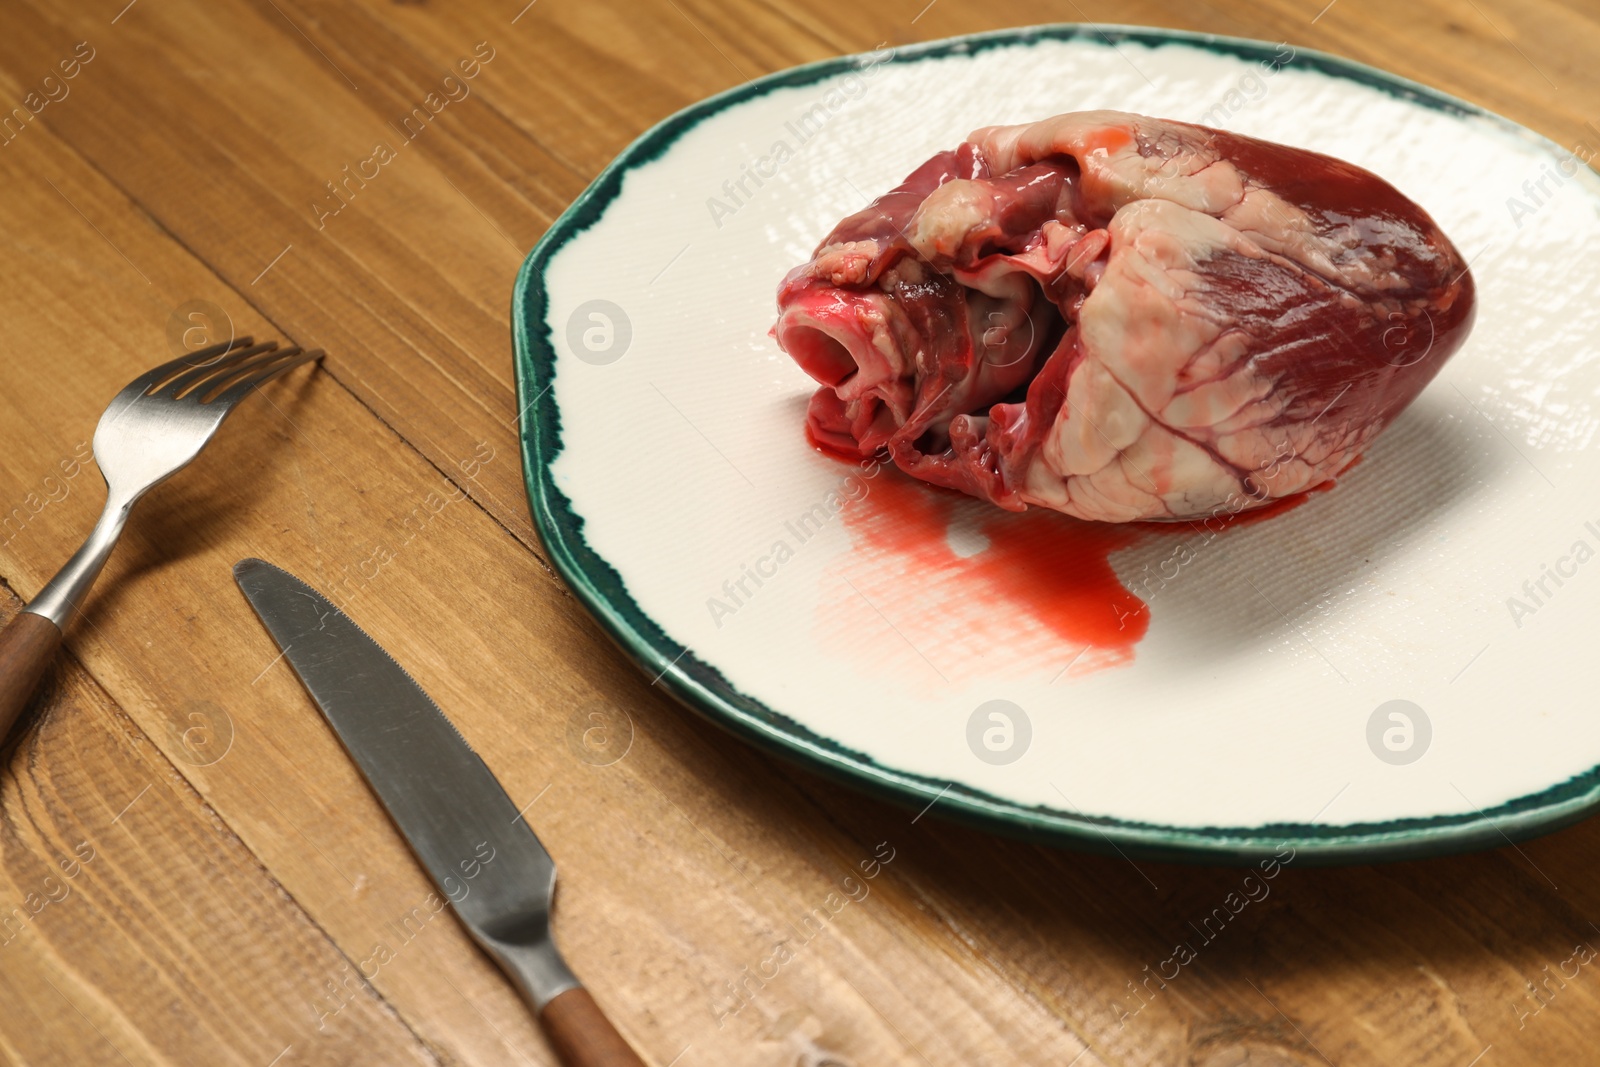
[234,558,644,1067]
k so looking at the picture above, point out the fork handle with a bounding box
[0,496,126,742]
[0,611,62,742]
[28,497,131,627]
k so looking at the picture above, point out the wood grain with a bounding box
[0,589,439,1066]
[0,1,1594,1065]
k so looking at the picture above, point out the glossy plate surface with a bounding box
[513,25,1600,863]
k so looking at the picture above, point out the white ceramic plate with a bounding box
[514,25,1600,863]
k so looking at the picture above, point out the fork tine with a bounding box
[209,347,324,408]
[198,345,299,402]
[124,336,256,396]
[167,342,287,398]
[154,340,282,399]
[186,335,255,364]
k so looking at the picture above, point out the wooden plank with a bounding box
[772,766,1600,1067]
[359,0,1600,149]
[0,0,852,559]
[0,58,1102,1067]
[0,1,1597,1065]
[0,589,439,1067]
[333,2,1600,1064]
[0,0,573,550]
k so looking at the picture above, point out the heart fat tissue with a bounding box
[774,110,1477,522]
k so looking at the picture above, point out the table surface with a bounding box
[0,1,1597,1064]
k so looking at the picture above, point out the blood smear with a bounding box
[819,468,1147,688]
[817,456,1340,687]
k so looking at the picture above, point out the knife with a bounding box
[234,558,645,1067]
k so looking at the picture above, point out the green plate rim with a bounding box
[512,22,1598,865]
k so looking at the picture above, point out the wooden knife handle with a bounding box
[0,611,61,742]
[539,987,646,1067]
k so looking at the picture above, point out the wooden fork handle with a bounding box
[539,988,646,1067]
[0,611,62,742]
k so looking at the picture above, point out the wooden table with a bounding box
[0,1,1595,1064]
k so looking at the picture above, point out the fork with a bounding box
[0,337,322,740]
